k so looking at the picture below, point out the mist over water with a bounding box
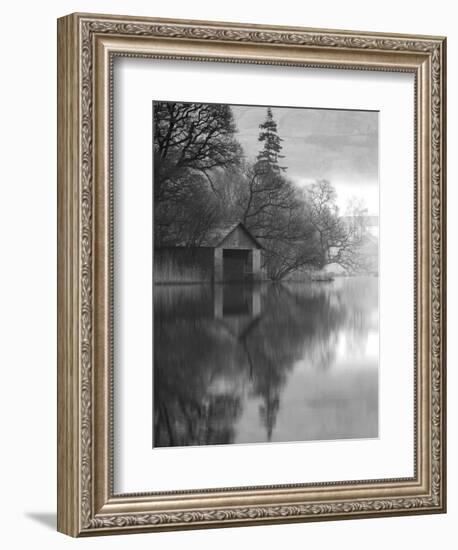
[153,277,378,448]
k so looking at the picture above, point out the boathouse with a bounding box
[154,222,264,283]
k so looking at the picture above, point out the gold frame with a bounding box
[57,12,447,537]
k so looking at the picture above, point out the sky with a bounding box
[231,105,379,216]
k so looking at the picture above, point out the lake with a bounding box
[153,277,378,448]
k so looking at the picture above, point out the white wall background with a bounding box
[0,1,454,548]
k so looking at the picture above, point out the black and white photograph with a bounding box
[153,100,379,448]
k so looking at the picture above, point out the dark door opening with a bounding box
[222,249,249,282]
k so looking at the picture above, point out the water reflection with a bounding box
[153,277,378,447]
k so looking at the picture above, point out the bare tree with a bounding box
[306,180,373,273]
[154,173,220,247]
[153,101,242,247]
[154,102,241,203]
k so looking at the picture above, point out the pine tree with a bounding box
[256,107,286,173]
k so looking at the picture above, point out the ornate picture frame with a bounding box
[57,12,446,537]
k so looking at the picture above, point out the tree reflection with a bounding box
[153,277,378,447]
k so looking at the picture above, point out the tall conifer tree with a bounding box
[256,107,286,173]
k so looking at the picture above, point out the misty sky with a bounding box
[231,105,379,216]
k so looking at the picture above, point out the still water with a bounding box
[153,277,378,448]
